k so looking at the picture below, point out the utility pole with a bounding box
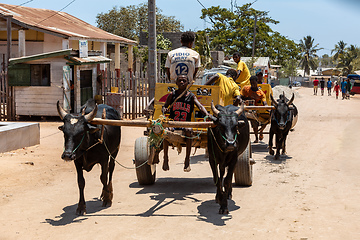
[148,0,157,100]
[251,15,257,59]
[6,15,12,120]
[5,15,12,73]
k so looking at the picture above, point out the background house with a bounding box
[0,4,136,116]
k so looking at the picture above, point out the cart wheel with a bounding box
[234,141,253,186]
[134,137,156,185]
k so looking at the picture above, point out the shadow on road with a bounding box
[44,198,105,226]
[189,153,208,164]
[265,154,293,164]
[44,178,243,226]
[129,177,241,225]
[197,199,240,226]
[251,142,269,153]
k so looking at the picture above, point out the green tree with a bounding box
[194,30,212,70]
[320,54,335,68]
[280,58,298,78]
[266,32,301,66]
[298,35,322,77]
[337,44,359,76]
[96,3,183,41]
[131,34,172,70]
[331,40,347,61]
[200,4,300,65]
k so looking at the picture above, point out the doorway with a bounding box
[80,70,93,106]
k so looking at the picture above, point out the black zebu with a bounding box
[208,102,250,214]
[57,99,121,215]
[269,93,297,160]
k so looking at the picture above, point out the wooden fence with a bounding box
[102,70,166,119]
[0,71,15,121]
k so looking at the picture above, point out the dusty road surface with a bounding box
[1,87,360,240]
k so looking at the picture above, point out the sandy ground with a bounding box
[0,87,360,240]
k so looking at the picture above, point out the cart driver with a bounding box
[240,76,269,143]
[162,75,209,172]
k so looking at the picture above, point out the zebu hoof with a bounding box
[281,151,286,155]
[102,200,112,207]
[101,189,113,207]
[219,207,229,215]
[274,154,280,160]
[227,194,232,200]
[269,149,274,155]
[76,206,86,216]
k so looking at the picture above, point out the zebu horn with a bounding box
[235,101,244,115]
[84,105,98,122]
[270,94,278,107]
[288,93,295,106]
[81,106,87,115]
[57,101,68,120]
[211,101,220,116]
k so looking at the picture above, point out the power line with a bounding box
[0,0,34,14]
[195,0,216,26]
[18,0,34,7]
[34,0,76,27]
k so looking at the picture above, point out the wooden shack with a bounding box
[0,4,136,116]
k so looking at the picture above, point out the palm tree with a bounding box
[337,44,359,76]
[331,40,347,61]
[299,35,322,77]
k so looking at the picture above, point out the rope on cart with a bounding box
[103,140,148,169]
[148,116,166,150]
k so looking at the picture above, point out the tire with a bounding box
[134,137,156,185]
[234,141,253,186]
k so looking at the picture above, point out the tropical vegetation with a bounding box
[298,35,322,77]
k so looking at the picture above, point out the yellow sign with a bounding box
[153,83,222,124]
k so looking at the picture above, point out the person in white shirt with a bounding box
[165,31,201,83]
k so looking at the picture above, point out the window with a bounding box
[8,64,51,86]
[30,64,50,86]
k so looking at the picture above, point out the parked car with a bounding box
[292,81,301,87]
[347,74,360,95]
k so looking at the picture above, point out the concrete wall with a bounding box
[0,122,40,153]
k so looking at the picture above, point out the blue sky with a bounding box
[3,0,360,56]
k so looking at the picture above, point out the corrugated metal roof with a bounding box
[66,55,111,65]
[9,48,72,65]
[241,57,270,67]
[223,57,271,68]
[0,4,137,45]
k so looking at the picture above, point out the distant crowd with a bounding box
[313,77,352,100]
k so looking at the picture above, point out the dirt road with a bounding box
[1,87,359,240]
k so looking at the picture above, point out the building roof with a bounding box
[241,57,270,67]
[66,55,111,65]
[223,57,270,68]
[9,49,112,66]
[9,49,72,65]
[0,4,136,45]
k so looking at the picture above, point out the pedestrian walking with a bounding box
[341,79,347,100]
[320,78,325,96]
[327,79,332,96]
[313,78,319,95]
[346,79,352,100]
[333,81,340,99]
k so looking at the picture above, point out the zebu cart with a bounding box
[91,83,274,186]
[243,84,274,138]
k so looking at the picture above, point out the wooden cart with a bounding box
[91,83,274,187]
